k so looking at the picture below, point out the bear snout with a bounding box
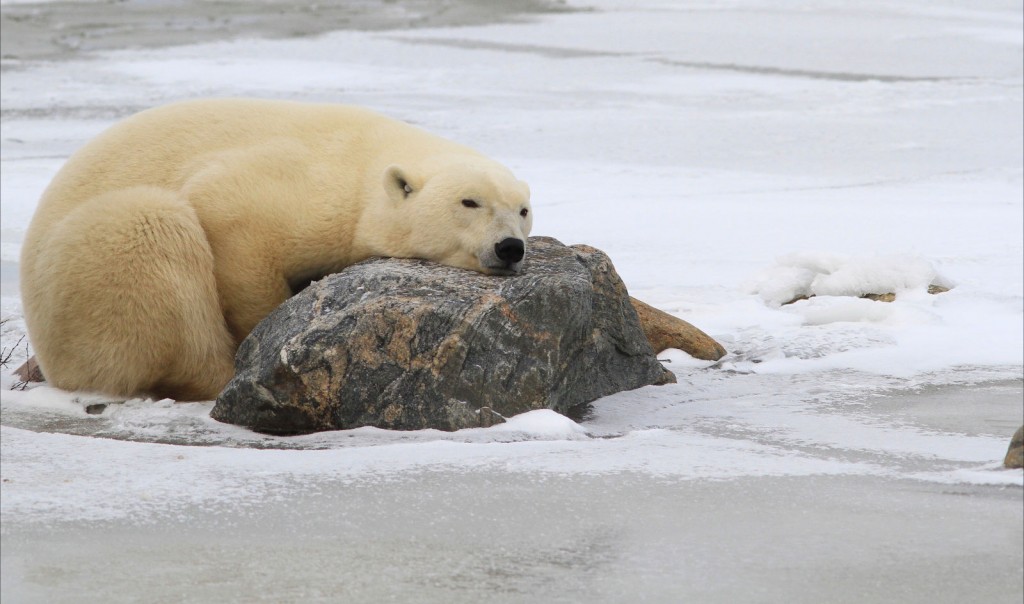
[495,238,525,265]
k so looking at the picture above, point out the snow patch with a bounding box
[748,251,955,307]
[490,409,589,439]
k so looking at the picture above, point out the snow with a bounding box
[489,409,591,439]
[747,251,956,306]
[0,2,1021,598]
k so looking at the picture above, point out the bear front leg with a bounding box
[211,250,294,344]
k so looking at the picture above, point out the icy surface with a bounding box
[1,0,1022,602]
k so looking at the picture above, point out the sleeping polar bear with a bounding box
[20,99,532,401]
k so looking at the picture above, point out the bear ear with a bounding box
[517,179,531,200]
[383,165,415,203]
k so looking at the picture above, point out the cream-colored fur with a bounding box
[20,98,532,401]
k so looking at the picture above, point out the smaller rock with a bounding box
[860,292,897,303]
[784,284,950,306]
[85,403,108,415]
[1005,425,1024,469]
[629,297,726,361]
[13,356,44,382]
[861,285,952,303]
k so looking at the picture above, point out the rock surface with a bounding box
[212,237,675,434]
[12,356,44,383]
[1005,425,1024,469]
[783,284,951,306]
[629,297,726,360]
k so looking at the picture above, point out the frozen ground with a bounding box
[1,0,1022,602]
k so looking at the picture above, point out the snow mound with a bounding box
[748,251,955,307]
[490,409,590,440]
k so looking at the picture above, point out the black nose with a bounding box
[495,238,525,264]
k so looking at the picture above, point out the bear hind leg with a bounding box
[32,186,235,401]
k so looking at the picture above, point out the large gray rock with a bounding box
[211,237,675,434]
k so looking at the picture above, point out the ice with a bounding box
[1,0,1022,601]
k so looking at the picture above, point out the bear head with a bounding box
[380,159,532,275]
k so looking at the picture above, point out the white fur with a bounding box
[20,99,532,400]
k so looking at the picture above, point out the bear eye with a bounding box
[461,199,480,209]
[520,208,529,218]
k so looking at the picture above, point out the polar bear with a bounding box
[20,99,532,401]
